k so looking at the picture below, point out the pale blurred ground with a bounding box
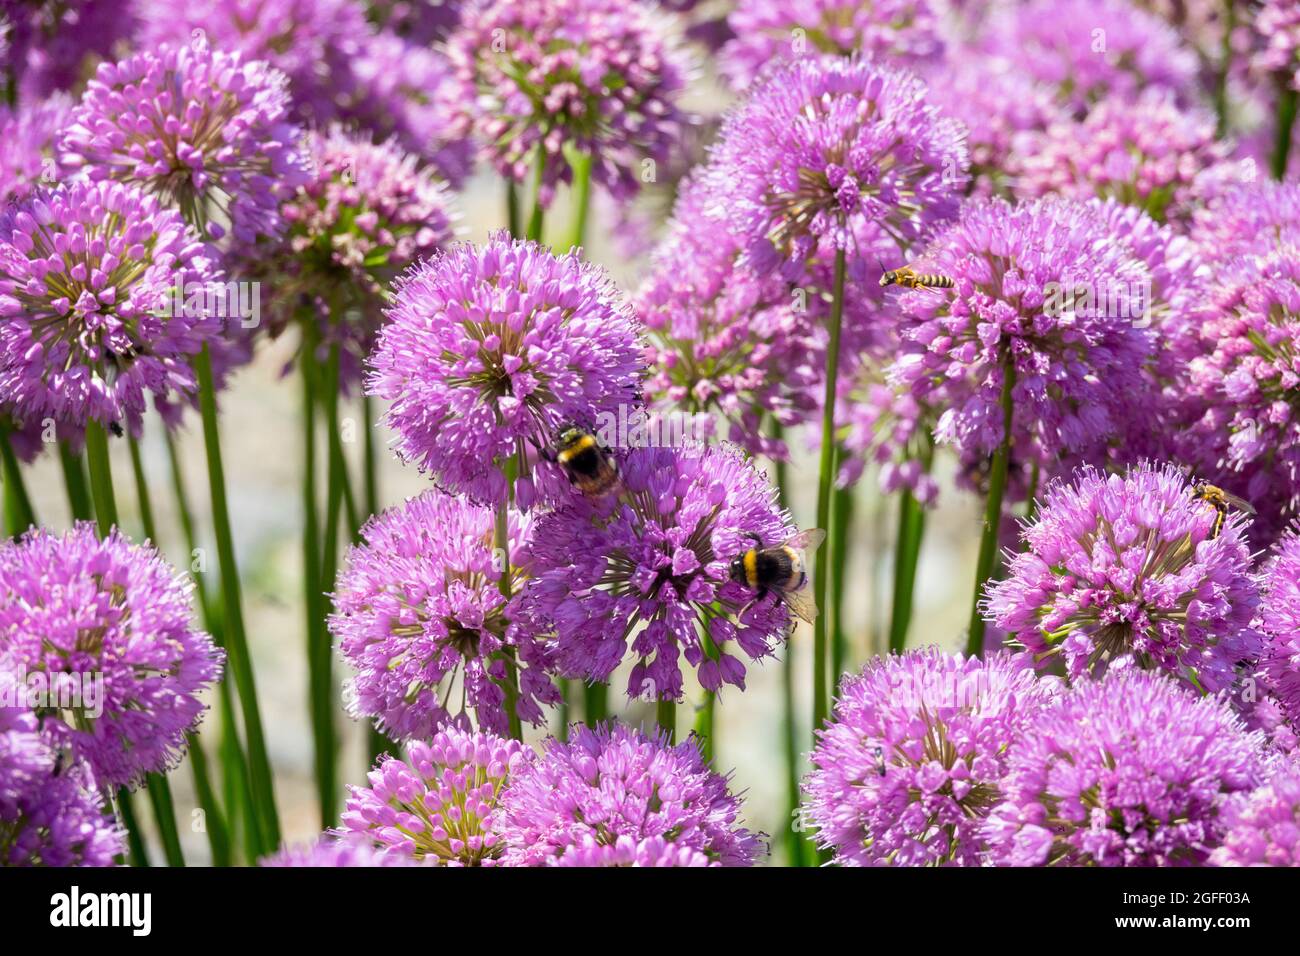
[19,86,985,866]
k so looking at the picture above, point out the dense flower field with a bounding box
[3,0,1300,869]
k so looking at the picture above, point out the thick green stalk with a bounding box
[163,428,257,862]
[656,697,676,743]
[812,249,847,740]
[563,147,593,251]
[84,420,118,535]
[692,693,715,765]
[144,773,185,867]
[117,789,150,867]
[888,490,926,652]
[59,443,93,521]
[127,435,156,540]
[185,721,230,866]
[1274,77,1298,180]
[494,458,524,741]
[526,150,547,243]
[0,425,36,534]
[1214,0,1236,138]
[830,484,855,684]
[194,345,281,851]
[506,180,521,240]
[583,682,607,726]
[965,354,1017,657]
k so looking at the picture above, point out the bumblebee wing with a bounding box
[781,587,820,626]
[1220,491,1256,515]
[784,528,827,553]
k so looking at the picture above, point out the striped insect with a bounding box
[1189,483,1254,539]
[878,263,955,291]
[542,423,622,499]
[728,528,827,625]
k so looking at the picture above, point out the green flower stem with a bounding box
[1214,0,1236,138]
[163,427,258,863]
[496,455,524,741]
[184,725,231,867]
[116,788,150,867]
[59,442,93,522]
[773,438,808,867]
[1274,76,1298,180]
[965,352,1017,657]
[694,629,720,764]
[812,248,847,741]
[830,483,855,683]
[194,344,281,852]
[583,681,607,726]
[656,697,676,742]
[143,772,185,867]
[888,442,933,654]
[0,424,36,535]
[360,393,391,768]
[563,147,593,251]
[127,435,156,540]
[506,180,521,240]
[526,150,547,243]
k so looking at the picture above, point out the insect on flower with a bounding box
[879,261,956,291]
[542,424,622,500]
[1190,483,1255,539]
[729,528,826,624]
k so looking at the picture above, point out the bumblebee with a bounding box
[728,528,827,625]
[1190,483,1254,539]
[879,263,955,291]
[544,424,621,498]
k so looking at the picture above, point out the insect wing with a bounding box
[783,528,826,554]
[1219,490,1256,515]
[781,587,820,625]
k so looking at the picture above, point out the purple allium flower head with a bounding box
[888,197,1155,471]
[1164,246,1300,538]
[976,0,1200,116]
[0,94,73,202]
[0,181,228,431]
[720,0,944,89]
[984,463,1260,695]
[1010,91,1229,223]
[365,0,464,44]
[445,0,690,207]
[367,233,645,508]
[237,125,457,391]
[331,489,558,741]
[261,833,424,867]
[637,172,822,459]
[0,759,125,866]
[550,834,714,867]
[337,729,528,865]
[494,723,763,866]
[1210,763,1300,866]
[61,42,309,244]
[802,649,1056,866]
[1261,528,1300,737]
[0,0,135,99]
[834,356,936,501]
[1255,0,1300,89]
[984,669,1266,866]
[1190,177,1300,261]
[0,524,224,789]
[712,54,968,278]
[0,667,52,807]
[515,443,794,702]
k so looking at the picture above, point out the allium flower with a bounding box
[720,0,944,89]
[0,762,125,866]
[888,197,1154,471]
[0,524,223,788]
[261,833,424,867]
[337,729,528,865]
[637,172,822,458]
[0,668,51,807]
[712,54,967,278]
[367,233,644,507]
[550,834,714,867]
[1190,178,1300,261]
[0,94,73,202]
[494,723,762,866]
[976,0,1200,115]
[1010,91,1228,223]
[61,42,308,243]
[365,0,463,44]
[1210,764,1300,866]
[1165,245,1300,537]
[331,489,557,741]
[834,357,935,500]
[515,443,794,702]
[984,670,1265,866]
[1255,0,1300,89]
[802,650,1055,866]
[1261,528,1300,736]
[445,0,689,206]
[238,126,456,389]
[1,0,135,99]
[0,181,227,431]
[984,463,1260,695]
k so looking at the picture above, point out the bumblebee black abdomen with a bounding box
[558,437,602,478]
[752,548,795,590]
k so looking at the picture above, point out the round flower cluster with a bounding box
[0,95,72,202]
[549,835,714,867]
[515,443,794,703]
[1261,528,1300,737]
[61,42,309,243]
[261,833,425,867]
[1,0,134,99]
[1210,764,1300,866]
[720,0,944,89]
[984,463,1260,694]
[712,54,968,278]
[1011,91,1227,223]
[1189,178,1300,261]
[803,650,1056,866]
[331,489,558,741]
[887,197,1155,472]
[0,524,224,788]
[984,669,1265,866]
[367,233,644,508]
[444,0,689,207]
[0,180,226,432]
[493,723,762,866]
[338,730,529,865]
[1255,0,1300,89]
[240,126,457,389]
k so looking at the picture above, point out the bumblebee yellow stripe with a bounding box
[743,549,759,589]
[556,434,595,463]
